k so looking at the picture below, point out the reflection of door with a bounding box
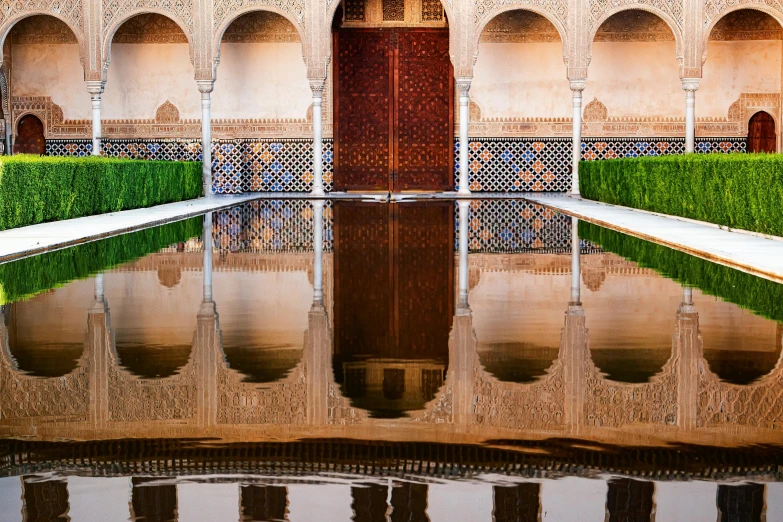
[748,111,776,153]
[333,202,454,416]
[14,114,45,155]
[334,29,453,191]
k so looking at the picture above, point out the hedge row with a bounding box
[0,155,202,230]
[579,220,783,323]
[579,154,783,236]
[0,216,202,305]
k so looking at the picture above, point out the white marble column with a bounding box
[312,200,324,303]
[570,80,585,195]
[682,79,699,153]
[457,200,470,312]
[311,80,326,196]
[94,274,104,302]
[570,218,581,305]
[198,81,214,197]
[86,81,105,156]
[203,213,213,302]
[456,78,472,195]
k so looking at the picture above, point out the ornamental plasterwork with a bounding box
[112,12,189,43]
[103,0,196,39]
[704,0,783,29]
[213,0,306,33]
[0,0,83,44]
[340,0,446,27]
[589,0,683,32]
[466,93,777,138]
[707,8,783,40]
[473,0,568,43]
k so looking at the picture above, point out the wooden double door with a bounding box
[334,29,454,191]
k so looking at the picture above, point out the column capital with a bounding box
[197,80,215,94]
[86,80,105,95]
[569,80,586,93]
[309,79,326,97]
[681,78,700,92]
[456,78,472,97]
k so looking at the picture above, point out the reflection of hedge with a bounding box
[0,155,201,230]
[579,220,783,323]
[579,154,783,236]
[0,217,202,305]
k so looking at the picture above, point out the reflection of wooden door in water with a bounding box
[14,114,45,155]
[748,111,776,153]
[333,202,454,416]
[334,29,453,191]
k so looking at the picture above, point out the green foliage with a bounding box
[579,154,783,236]
[0,217,202,305]
[579,220,783,323]
[0,155,202,230]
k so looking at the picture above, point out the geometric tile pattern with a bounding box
[49,137,746,194]
[212,139,334,194]
[212,200,334,254]
[456,137,747,193]
[455,200,601,254]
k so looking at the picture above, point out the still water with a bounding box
[1,199,782,521]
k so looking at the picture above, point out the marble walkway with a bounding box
[522,194,783,283]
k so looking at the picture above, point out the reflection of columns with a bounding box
[562,221,587,433]
[682,79,699,154]
[456,78,472,195]
[311,80,326,196]
[457,200,470,312]
[198,81,215,196]
[570,218,580,305]
[196,212,219,427]
[312,201,324,304]
[86,81,104,156]
[570,80,585,195]
[88,274,111,428]
[675,284,700,430]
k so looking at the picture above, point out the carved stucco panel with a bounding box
[704,0,783,29]
[213,0,306,33]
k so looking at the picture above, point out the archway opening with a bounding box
[478,343,559,384]
[748,111,776,152]
[5,15,83,154]
[587,10,680,129]
[104,14,195,128]
[115,343,192,379]
[705,9,783,151]
[14,114,44,155]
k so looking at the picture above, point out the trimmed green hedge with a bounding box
[579,154,783,236]
[0,155,202,231]
[579,220,783,323]
[0,216,202,305]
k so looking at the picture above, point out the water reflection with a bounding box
[2,200,783,519]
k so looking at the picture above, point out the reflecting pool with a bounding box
[1,199,783,521]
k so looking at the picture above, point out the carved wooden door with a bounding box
[14,114,45,155]
[335,29,453,191]
[748,111,776,153]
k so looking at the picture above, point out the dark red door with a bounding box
[748,111,776,153]
[334,29,453,191]
[14,114,45,155]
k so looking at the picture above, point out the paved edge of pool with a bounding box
[523,194,783,284]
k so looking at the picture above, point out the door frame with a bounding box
[333,27,454,192]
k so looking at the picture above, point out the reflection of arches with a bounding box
[493,483,541,521]
[240,485,288,522]
[22,476,69,522]
[748,111,776,153]
[14,114,45,155]
[717,483,765,522]
[115,342,192,379]
[606,478,655,522]
[131,478,177,522]
[703,322,783,385]
[223,345,302,384]
[591,347,672,384]
[478,343,558,384]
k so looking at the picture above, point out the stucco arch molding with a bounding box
[702,3,783,64]
[101,8,198,83]
[586,4,685,70]
[0,10,88,74]
[472,3,570,65]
